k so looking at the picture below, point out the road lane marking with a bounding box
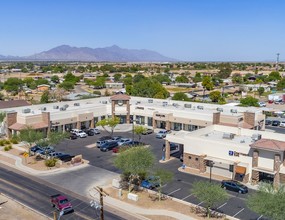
[182,194,193,200]
[217,202,227,209]
[257,215,263,220]
[167,188,181,196]
[72,201,84,209]
[161,184,167,188]
[233,208,244,217]
[197,201,203,206]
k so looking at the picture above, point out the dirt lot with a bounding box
[0,194,50,220]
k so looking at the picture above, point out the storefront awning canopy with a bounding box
[9,122,48,131]
[235,166,246,174]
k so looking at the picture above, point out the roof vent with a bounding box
[222,133,235,139]
[74,103,80,106]
[240,139,245,143]
[184,104,191,108]
[40,107,46,111]
[22,108,31,114]
[252,134,262,141]
[216,108,223,112]
[53,105,59,109]
[197,105,204,110]
[60,107,66,111]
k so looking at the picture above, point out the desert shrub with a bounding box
[93,90,101,96]
[4,145,12,151]
[4,140,10,145]
[45,158,57,167]
[10,135,19,144]
[0,140,5,146]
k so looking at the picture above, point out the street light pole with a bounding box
[132,119,134,145]
[209,161,214,183]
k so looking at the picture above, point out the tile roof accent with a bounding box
[110,94,130,101]
[250,138,285,151]
[0,100,31,109]
[9,122,48,131]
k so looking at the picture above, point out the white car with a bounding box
[77,131,87,138]
[117,138,132,146]
[280,121,285,127]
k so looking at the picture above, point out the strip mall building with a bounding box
[4,94,281,185]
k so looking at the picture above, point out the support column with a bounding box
[153,118,157,129]
[76,121,81,129]
[111,101,115,119]
[166,121,170,130]
[252,150,259,167]
[90,119,95,128]
[165,140,170,161]
[274,154,281,187]
[126,100,130,124]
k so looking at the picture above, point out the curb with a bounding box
[1,193,52,220]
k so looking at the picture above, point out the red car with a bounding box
[50,194,73,214]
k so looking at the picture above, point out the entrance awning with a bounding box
[235,166,246,174]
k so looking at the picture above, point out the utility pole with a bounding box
[93,186,109,220]
[276,53,280,71]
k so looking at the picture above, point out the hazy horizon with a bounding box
[0,0,284,62]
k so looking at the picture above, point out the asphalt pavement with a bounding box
[0,164,130,220]
[55,130,268,220]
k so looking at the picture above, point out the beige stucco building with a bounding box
[166,125,285,185]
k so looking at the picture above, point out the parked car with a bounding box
[265,119,272,126]
[117,138,132,146]
[70,129,81,134]
[48,152,65,159]
[221,180,248,194]
[141,176,160,189]
[258,102,266,107]
[36,146,55,156]
[162,143,179,151]
[50,194,73,214]
[100,141,119,152]
[86,128,100,136]
[112,136,122,142]
[272,120,281,126]
[57,154,75,162]
[156,130,170,139]
[69,133,77,140]
[98,136,112,141]
[30,145,43,155]
[77,131,87,138]
[142,128,153,135]
[96,140,110,148]
[280,121,285,127]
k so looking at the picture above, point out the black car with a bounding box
[272,120,281,126]
[100,141,119,152]
[57,154,75,162]
[221,180,248,194]
[99,136,112,141]
[69,133,78,140]
[30,145,43,155]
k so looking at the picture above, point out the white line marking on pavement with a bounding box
[257,215,263,220]
[182,194,193,200]
[167,188,181,196]
[197,201,203,206]
[217,202,227,209]
[161,184,167,188]
[233,208,244,217]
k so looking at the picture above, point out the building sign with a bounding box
[155,114,166,118]
[229,150,249,157]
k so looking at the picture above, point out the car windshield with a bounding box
[59,199,68,204]
[235,182,245,187]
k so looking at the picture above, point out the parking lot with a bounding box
[55,129,267,220]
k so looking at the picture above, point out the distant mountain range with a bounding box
[0,45,177,62]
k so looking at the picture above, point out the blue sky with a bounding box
[0,0,284,61]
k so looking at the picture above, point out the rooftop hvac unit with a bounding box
[222,133,235,140]
[184,104,191,108]
[60,107,66,111]
[148,99,153,103]
[63,104,69,108]
[74,103,80,106]
[197,105,204,110]
[102,101,107,104]
[231,109,237,113]
[252,134,262,141]
[22,108,31,114]
[53,105,59,109]
[40,107,46,111]
[216,108,223,112]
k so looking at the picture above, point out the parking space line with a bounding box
[161,184,167,188]
[197,201,203,206]
[72,201,84,209]
[217,202,227,209]
[167,188,181,196]
[233,208,244,217]
[257,215,263,220]
[182,194,192,200]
